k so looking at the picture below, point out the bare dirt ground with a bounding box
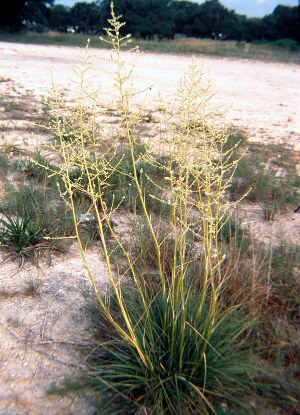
[0,42,299,414]
[1,42,299,147]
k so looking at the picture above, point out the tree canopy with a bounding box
[99,0,174,39]
[49,4,71,32]
[1,0,53,31]
[0,0,299,44]
[0,0,54,31]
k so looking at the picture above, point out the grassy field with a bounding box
[0,31,300,63]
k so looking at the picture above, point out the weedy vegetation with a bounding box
[228,138,299,221]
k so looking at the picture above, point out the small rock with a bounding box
[275,169,285,178]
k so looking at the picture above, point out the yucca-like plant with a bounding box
[45,3,270,414]
[71,286,260,415]
[0,211,47,265]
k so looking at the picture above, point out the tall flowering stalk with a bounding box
[45,4,257,414]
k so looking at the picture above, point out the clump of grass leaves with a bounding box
[0,211,48,266]
[45,3,291,414]
[69,287,265,415]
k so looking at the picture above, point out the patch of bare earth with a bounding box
[0,42,299,414]
[238,203,300,247]
[0,243,110,415]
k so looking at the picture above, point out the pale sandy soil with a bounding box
[0,42,299,148]
[0,42,299,414]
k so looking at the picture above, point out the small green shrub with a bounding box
[254,170,298,220]
[0,212,44,249]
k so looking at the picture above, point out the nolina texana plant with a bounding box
[46,3,268,414]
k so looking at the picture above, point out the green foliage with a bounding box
[0,211,46,264]
[271,38,300,52]
[49,4,72,33]
[269,5,299,42]
[270,245,300,314]
[68,142,170,216]
[220,216,250,253]
[223,129,247,153]
[58,288,263,415]
[21,152,58,183]
[1,0,298,45]
[71,2,102,34]
[0,153,10,173]
[0,183,75,239]
[0,0,53,32]
[100,0,299,42]
[100,0,174,39]
[0,211,44,251]
[230,142,299,220]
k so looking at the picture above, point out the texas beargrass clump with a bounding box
[44,4,296,414]
[75,288,262,415]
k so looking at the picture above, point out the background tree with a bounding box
[23,0,54,28]
[0,0,53,32]
[0,0,298,43]
[169,0,246,40]
[99,0,174,39]
[272,5,299,41]
[49,4,72,32]
[0,0,26,31]
[239,17,264,42]
[169,1,201,37]
[197,0,232,38]
[71,2,102,33]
